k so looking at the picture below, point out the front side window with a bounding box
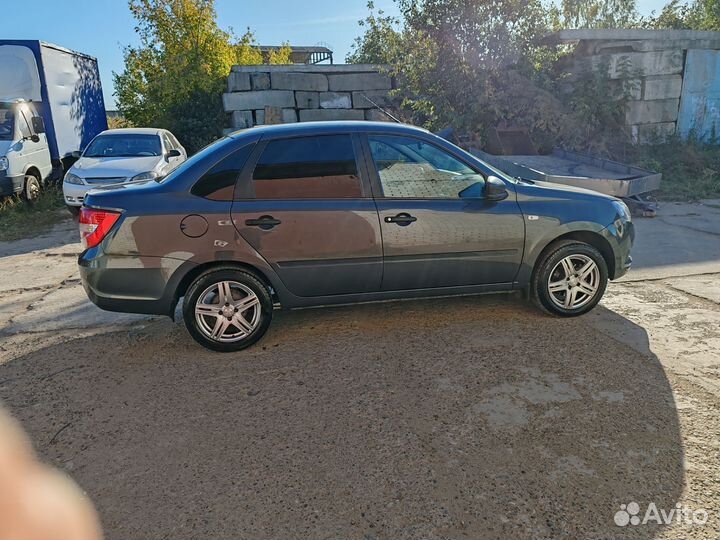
[369,135,485,199]
[84,134,163,158]
[252,135,361,199]
[0,106,14,141]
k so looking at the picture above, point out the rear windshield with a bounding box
[84,134,162,158]
[0,106,14,141]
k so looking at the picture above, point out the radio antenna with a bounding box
[359,93,401,124]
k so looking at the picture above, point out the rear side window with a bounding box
[191,144,255,201]
[252,135,361,199]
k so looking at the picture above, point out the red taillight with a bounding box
[79,207,121,249]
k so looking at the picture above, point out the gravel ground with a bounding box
[0,209,719,540]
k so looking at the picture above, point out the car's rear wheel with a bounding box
[183,268,273,352]
[531,240,608,317]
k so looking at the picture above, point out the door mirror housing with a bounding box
[484,175,509,201]
[31,116,46,134]
[165,148,181,161]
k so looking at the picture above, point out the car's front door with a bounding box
[231,133,383,297]
[363,133,525,291]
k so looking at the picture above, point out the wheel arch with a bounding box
[533,230,615,281]
[168,260,278,319]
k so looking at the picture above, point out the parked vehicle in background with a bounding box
[63,128,186,213]
[78,121,634,352]
[0,99,51,200]
[0,40,107,200]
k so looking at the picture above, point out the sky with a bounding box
[2,0,667,109]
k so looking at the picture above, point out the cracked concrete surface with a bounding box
[0,202,719,539]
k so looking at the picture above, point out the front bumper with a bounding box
[602,219,635,279]
[0,171,24,196]
[63,182,91,207]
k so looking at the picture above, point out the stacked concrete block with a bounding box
[223,65,394,128]
[552,29,720,143]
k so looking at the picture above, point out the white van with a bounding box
[0,99,52,200]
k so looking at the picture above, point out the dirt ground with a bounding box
[1,202,719,540]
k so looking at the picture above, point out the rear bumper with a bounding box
[79,248,190,317]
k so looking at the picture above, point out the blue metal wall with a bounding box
[677,49,720,142]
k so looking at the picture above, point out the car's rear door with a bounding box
[362,133,525,291]
[231,132,382,297]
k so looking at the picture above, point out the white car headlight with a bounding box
[130,171,158,182]
[64,172,84,185]
[0,157,8,171]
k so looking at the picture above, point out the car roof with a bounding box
[228,121,431,140]
[97,128,165,136]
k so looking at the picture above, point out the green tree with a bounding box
[114,0,266,152]
[268,42,293,64]
[346,2,404,64]
[560,0,639,28]
[647,0,720,29]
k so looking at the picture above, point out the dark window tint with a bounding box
[252,135,361,199]
[191,144,255,201]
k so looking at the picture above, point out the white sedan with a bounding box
[63,128,187,214]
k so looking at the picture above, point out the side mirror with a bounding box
[165,149,181,161]
[31,116,46,134]
[484,175,509,201]
[71,150,82,159]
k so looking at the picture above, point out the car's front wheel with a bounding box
[531,240,608,317]
[183,268,273,352]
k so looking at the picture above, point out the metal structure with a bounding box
[258,45,333,65]
[472,148,662,198]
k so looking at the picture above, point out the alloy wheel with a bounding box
[547,254,600,310]
[194,280,261,343]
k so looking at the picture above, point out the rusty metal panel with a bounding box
[677,49,720,141]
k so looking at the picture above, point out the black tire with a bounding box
[531,240,608,317]
[182,267,273,352]
[66,205,81,217]
[22,172,41,202]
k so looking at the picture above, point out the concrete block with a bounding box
[227,72,251,92]
[599,50,684,79]
[250,72,271,90]
[298,109,365,122]
[271,72,328,91]
[352,90,393,108]
[365,109,395,122]
[643,75,683,100]
[223,91,295,111]
[295,91,319,109]
[625,99,679,124]
[231,110,253,129]
[282,109,298,123]
[255,109,265,125]
[328,73,392,91]
[319,92,352,109]
[611,78,641,100]
[636,122,676,144]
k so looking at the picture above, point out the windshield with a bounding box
[84,134,162,158]
[0,106,14,141]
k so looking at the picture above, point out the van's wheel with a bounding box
[22,172,41,202]
[531,240,608,317]
[183,268,273,352]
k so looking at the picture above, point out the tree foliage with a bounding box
[646,0,720,29]
[115,0,287,153]
[558,0,639,28]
